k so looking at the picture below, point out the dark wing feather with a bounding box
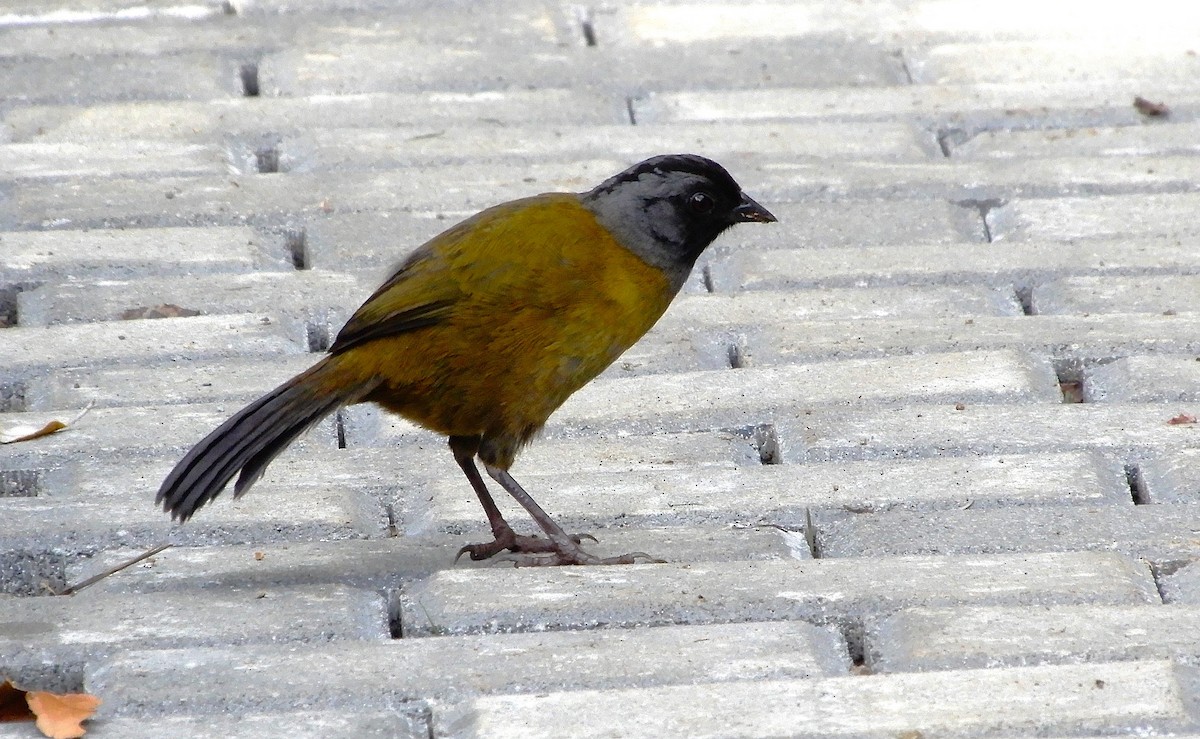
[328,298,455,355]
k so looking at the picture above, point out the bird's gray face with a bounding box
[582,154,776,290]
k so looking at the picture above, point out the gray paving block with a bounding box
[0,0,229,21]
[741,313,1200,364]
[258,39,902,97]
[1140,449,1200,505]
[3,90,626,144]
[67,712,428,739]
[907,40,1200,85]
[868,604,1200,673]
[86,621,848,717]
[776,402,1200,464]
[1035,275,1200,316]
[299,211,453,271]
[21,354,322,410]
[0,226,288,283]
[17,269,367,327]
[2,313,304,379]
[12,154,1195,233]
[61,426,757,513]
[0,467,384,558]
[989,192,1200,242]
[68,526,801,597]
[444,660,1199,738]
[750,154,1200,202]
[0,52,242,105]
[1160,561,1200,604]
[634,80,1200,129]
[658,286,1024,330]
[0,13,280,59]
[592,2,1198,48]
[357,427,763,478]
[813,504,1200,564]
[555,425,770,467]
[507,350,1059,437]
[399,552,1157,637]
[275,122,932,173]
[2,426,766,557]
[0,160,631,230]
[1,585,387,691]
[1084,356,1200,404]
[590,2,890,44]
[0,140,234,181]
[711,198,986,251]
[708,238,1200,292]
[399,451,1129,537]
[952,120,1200,160]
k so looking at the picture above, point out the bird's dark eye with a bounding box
[688,191,715,214]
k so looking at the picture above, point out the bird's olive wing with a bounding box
[326,196,556,356]
[328,249,460,355]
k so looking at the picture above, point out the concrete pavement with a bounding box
[3,0,1200,736]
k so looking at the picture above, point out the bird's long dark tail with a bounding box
[157,356,378,522]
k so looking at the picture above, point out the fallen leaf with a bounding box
[1134,96,1169,117]
[0,404,93,445]
[0,680,35,722]
[0,680,100,738]
[119,304,201,320]
[1168,413,1197,425]
[27,690,101,739]
[0,420,66,444]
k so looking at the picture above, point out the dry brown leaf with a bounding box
[0,404,93,445]
[1133,95,1170,117]
[0,680,35,722]
[0,420,67,444]
[1168,413,1198,425]
[119,304,201,320]
[27,690,101,739]
[0,680,100,738]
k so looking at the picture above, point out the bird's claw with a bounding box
[454,530,599,564]
[493,548,665,567]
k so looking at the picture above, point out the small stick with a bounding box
[59,542,172,596]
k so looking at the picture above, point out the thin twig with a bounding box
[59,542,172,596]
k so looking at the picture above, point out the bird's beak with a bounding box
[733,193,777,223]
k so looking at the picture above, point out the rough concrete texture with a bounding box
[813,504,1200,564]
[1140,449,1200,505]
[0,711,430,739]
[398,552,1158,637]
[444,660,1200,738]
[1034,274,1200,316]
[867,604,1200,673]
[1,585,388,691]
[87,621,849,718]
[3,0,1200,736]
[1084,355,1200,403]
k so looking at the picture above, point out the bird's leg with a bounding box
[483,463,662,566]
[449,436,568,561]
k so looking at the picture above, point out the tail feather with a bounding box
[157,358,376,522]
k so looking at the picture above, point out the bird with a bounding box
[157,154,777,565]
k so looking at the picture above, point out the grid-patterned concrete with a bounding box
[2,1,1199,736]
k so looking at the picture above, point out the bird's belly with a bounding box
[367,284,673,442]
